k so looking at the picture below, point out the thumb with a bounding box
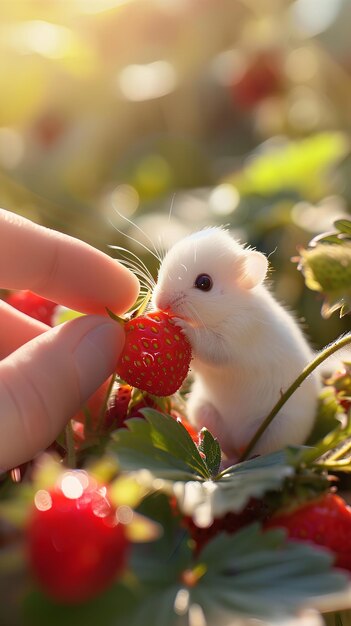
[0,315,124,471]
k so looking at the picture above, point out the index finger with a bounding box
[0,209,139,315]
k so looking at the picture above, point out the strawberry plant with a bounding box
[297,219,351,318]
[1,223,351,626]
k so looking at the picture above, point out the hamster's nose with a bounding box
[151,288,169,312]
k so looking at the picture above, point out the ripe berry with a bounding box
[264,493,351,571]
[230,52,282,109]
[26,472,130,603]
[5,290,58,326]
[105,384,133,429]
[116,311,192,397]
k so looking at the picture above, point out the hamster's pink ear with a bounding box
[239,250,268,289]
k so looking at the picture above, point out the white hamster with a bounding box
[152,227,320,461]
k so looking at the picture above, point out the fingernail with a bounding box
[72,320,124,401]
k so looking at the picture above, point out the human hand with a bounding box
[0,209,139,471]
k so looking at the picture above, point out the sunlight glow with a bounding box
[174,589,190,615]
[209,184,240,215]
[189,603,207,626]
[116,505,134,524]
[111,184,140,217]
[34,489,53,512]
[60,472,87,499]
[210,50,246,86]
[0,128,24,170]
[7,21,77,59]
[92,488,113,519]
[74,0,136,14]
[118,61,177,101]
[293,0,342,36]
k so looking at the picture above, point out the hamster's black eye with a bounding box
[194,273,213,291]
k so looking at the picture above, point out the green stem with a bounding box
[96,373,117,431]
[327,441,351,463]
[65,420,77,468]
[239,333,351,462]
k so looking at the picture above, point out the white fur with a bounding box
[152,227,320,462]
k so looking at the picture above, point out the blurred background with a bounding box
[0,0,350,345]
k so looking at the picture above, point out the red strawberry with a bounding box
[264,493,351,571]
[106,384,199,445]
[105,384,133,429]
[116,311,192,397]
[5,290,58,326]
[229,52,282,109]
[105,384,162,429]
[128,393,165,419]
[26,473,130,603]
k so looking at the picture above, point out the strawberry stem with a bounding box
[65,420,77,468]
[105,307,125,324]
[239,332,351,462]
[96,373,117,431]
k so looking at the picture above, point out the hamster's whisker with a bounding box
[117,253,155,285]
[155,232,166,263]
[109,207,162,263]
[168,192,176,222]
[110,246,156,287]
[116,263,154,292]
[117,259,155,292]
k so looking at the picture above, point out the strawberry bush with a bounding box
[1,222,351,626]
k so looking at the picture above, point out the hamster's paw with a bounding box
[173,317,192,339]
[173,317,198,352]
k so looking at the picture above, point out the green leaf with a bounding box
[192,524,348,622]
[111,411,210,480]
[112,430,198,481]
[127,524,348,626]
[293,416,351,470]
[335,219,351,237]
[306,387,344,445]
[310,232,346,246]
[230,132,349,200]
[198,428,221,477]
[173,450,293,525]
[136,491,186,558]
[143,410,210,477]
[127,588,186,626]
[113,418,297,524]
[0,482,36,528]
[22,582,137,626]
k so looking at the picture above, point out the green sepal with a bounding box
[105,307,125,324]
[198,428,221,477]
